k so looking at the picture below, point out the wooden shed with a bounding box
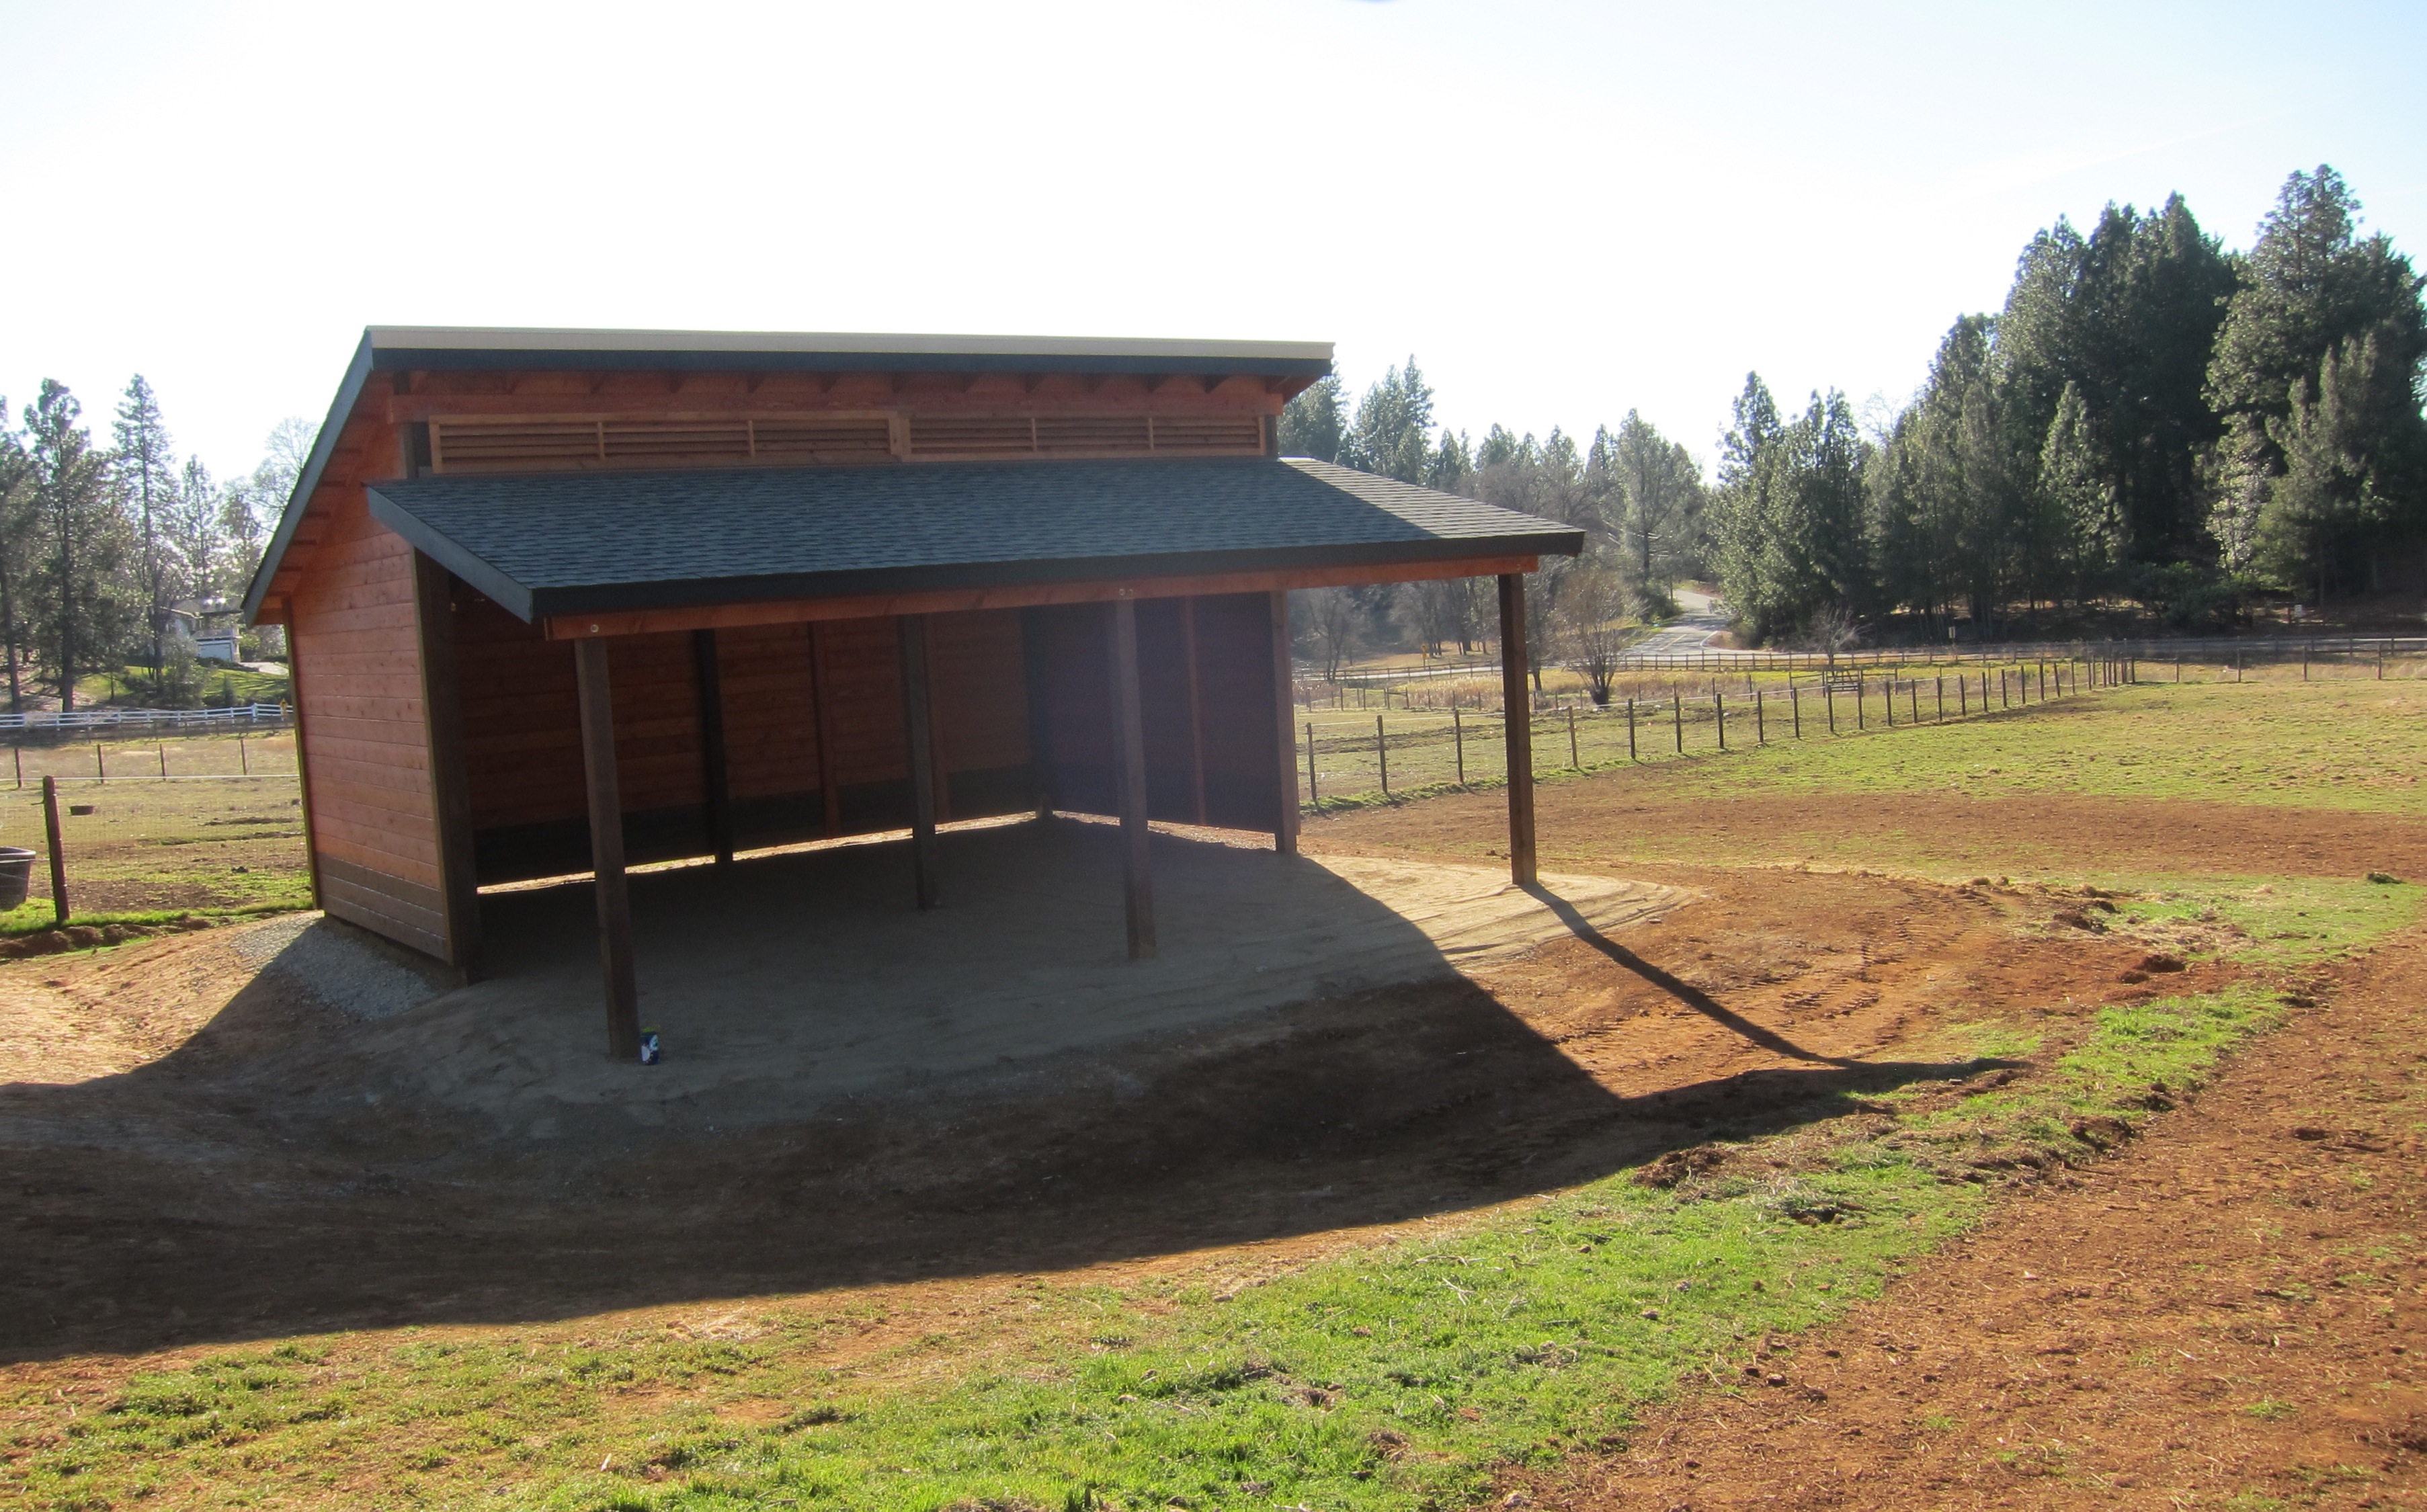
[244,329,1581,1058]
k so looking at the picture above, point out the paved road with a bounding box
[1630,607,1731,657]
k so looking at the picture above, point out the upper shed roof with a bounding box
[363,327,1336,377]
[367,458,1582,622]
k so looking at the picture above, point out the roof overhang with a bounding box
[362,456,1581,625]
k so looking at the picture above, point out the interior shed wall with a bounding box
[1026,592,1283,833]
[452,594,1038,882]
[286,493,450,957]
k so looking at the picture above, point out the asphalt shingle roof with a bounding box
[366,457,1581,620]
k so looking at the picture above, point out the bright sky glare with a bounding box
[2,0,2421,480]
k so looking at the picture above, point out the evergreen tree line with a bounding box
[1285,165,2427,659]
[0,377,311,710]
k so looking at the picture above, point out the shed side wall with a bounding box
[288,490,449,958]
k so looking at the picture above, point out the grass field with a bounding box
[4,673,2423,1511]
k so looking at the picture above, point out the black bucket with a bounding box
[0,847,34,911]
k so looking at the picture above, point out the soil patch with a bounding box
[1520,928,2427,1511]
[1309,784,2427,882]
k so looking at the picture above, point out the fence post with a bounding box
[1909,678,1919,724]
[1755,687,1765,744]
[1453,708,1466,786]
[9,746,17,788]
[1715,691,1726,751]
[1305,722,1317,806]
[1376,714,1389,797]
[1672,694,1683,754]
[239,734,248,775]
[1825,680,1836,734]
[1627,697,1637,761]
[1791,685,1802,739]
[1567,705,1580,769]
[94,741,104,783]
[42,774,68,924]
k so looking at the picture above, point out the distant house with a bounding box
[161,599,243,663]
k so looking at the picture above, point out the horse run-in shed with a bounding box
[243,329,1582,1058]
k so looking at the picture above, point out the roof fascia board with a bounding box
[241,332,376,624]
[393,530,1583,624]
[365,327,1333,378]
[362,487,538,620]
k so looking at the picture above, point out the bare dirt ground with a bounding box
[3,856,2176,1364]
[1514,927,2427,1511]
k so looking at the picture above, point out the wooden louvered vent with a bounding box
[431,411,1264,472]
[431,416,893,473]
[906,413,1263,460]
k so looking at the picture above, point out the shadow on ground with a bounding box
[0,824,2005,1363]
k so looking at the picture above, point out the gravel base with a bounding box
[230,913,453,1021]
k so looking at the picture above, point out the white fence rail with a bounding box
[0,703,291,743]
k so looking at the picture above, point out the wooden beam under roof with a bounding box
[540,555,1541,641]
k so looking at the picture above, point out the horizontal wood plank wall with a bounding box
[454,605,1034,882]
[1028,593,1277,831]
[1189,592,1284,830]
[923,610,1032,818]
[289,490,448,958]
[716,623,821,802]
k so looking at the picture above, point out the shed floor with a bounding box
[345,817,1683,1128]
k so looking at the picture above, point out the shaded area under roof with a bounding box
[366,458,1583,621]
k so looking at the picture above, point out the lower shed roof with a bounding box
[365,457,1581,622]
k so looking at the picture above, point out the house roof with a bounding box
[364,457,1582,622]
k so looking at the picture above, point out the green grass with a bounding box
[0,901,297,939]
[6,944,2375,1510]
[1300,680,2427,818]
[2103,875,2424,966]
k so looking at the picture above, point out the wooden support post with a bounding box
[898,615,942,911]
[1376,714,1389,796]
[1626,696,1636,760]
[158,742,167,779]
[1453,706,1466,785]
[1791,685,1801,738]
[1825,680,1836,734]
[415,554,483,977]
[809,622,842,837]
[1936,675,1945,720]
[574,636,641,1062]
[1108,597,1156,958]
[1305,722,1319,806]
[41,775,68,923]
[1496,573,1536,887]
[1268,591,1299,855]
[1182,597,1208,825]
[1714,692,1725,751]
[692,628,733,868]
[1672,694,1682,753]
[1756,688,1764,743]
[1567,704,1580,768]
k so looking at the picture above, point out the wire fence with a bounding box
[1313,632,2427,688]
[1,729,299,786]
[1290,649,2420,808]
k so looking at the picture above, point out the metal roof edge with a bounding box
[366,327,1333,368]
[241,331,375,624]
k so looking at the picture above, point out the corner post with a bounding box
[1497,573,1537,886]
[898,615,942,910]
[574,636,641,1061]
[1108,597,1157,958]
[1268,590,1300,855]
[692,628,733,868]
[413,554,482,979]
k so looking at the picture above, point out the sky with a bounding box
[2,0,2422,482]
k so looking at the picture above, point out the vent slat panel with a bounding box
[433,409,1265,472]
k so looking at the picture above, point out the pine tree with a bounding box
[2208,166,2427,595]
[1277,375,1344,462]
[2039,382,2121,604]
[0,412,34,710]
[24,382,134,711]
[112,375,177,671]
[1340,359,1436,482]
